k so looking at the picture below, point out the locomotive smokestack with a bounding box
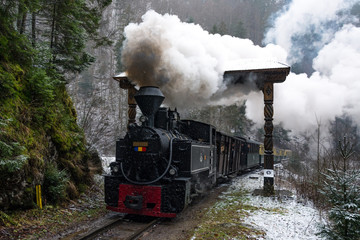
[134,86,165,127]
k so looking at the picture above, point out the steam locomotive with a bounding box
[104,86,274,218]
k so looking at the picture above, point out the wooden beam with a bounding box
[113,75,138,126]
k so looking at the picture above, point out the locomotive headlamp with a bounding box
[169,168,176,175]
[139,115,147,123]
[112,165,119,173]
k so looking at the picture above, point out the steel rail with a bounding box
[74,216,124,240]
[73,216,162,240]
[126,218,162,240]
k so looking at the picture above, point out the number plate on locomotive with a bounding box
[133,141,148,147]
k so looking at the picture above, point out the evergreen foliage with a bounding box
[114,3,136,73]
[43,163,69,204]
[232,20,247,38]
[210,21,229,35]
[318,137,360,240]
[0,0,111,209]
[329,115,360,153]
[0,119,28,174]
[273,123,292,148]
[255,123,291,149]
[185,102,254,137]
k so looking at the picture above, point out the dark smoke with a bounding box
[122,40,165,87]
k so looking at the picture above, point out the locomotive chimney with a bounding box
[134,86,165,127]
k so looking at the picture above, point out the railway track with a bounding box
[72,214,162,240]
[64,170,262,240]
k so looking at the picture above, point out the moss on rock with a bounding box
[0,54,102,210]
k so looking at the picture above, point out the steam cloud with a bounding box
[265,0,358,68]
[262,0,360,132]
[121,10,286,108]
[122,0,360,133]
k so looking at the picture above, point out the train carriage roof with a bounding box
[181,119,215,129]
[215,129,240,138]
[246,139,262,145]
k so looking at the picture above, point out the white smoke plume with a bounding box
[265,0,358,66]
[259,0,360,132]
[121,1,360,134]
[121,10,287,108]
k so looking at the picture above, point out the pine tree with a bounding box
[210,24,218,34]
[210,21,228,35]
[329,115,360,153]
[184,102,254,137]
[40,0,111,78]
[318,137,360,240]
[0,0,110,208]
[232,20,247,38]
[2,0,112,81]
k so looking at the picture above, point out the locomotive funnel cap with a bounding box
[134,86,165,118]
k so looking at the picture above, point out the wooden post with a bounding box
[127,86,137,125]
[113,75,137,127]
[263,82,275,196]
[223,63,290,196]
[36,185,42,209]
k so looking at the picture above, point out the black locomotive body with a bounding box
[104,86,262,217]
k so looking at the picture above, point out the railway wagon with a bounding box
[259,144,288,165]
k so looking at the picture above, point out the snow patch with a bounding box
[229,171,324,240]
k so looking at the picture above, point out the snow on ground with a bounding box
[228,167,324,240]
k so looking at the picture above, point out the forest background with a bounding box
[1,2,360,230]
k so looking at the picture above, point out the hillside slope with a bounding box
[0,2,103,209]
